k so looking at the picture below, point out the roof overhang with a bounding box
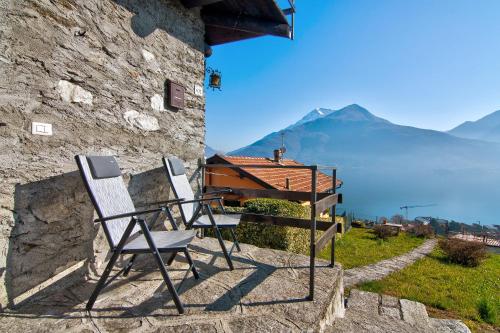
[181,0,294,46]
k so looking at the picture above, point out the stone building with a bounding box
[0,0,293,310]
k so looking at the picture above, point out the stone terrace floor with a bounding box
[0,238,343,333]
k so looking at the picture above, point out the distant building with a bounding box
[205,154,342,208]
[415,216,431,225]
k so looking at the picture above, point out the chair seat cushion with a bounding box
[123,230,196,252]
[193,214,241,228]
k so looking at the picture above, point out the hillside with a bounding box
[448,110,500,143]
[230,105,500,224]
[232,104,499,170]
[205,145,222,158]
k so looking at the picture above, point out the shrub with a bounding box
[239,199,313,253]
[408,224,435,238]
[373,224,399,240]
[243,198,309,219]
[438,238,487,267]
[207,199,325,254]
[478,298,497,324]
[351,220,366,228]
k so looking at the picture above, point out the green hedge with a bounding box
[207,198,339,255]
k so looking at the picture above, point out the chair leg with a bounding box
[167,251,178,266]
[205,205,234,270]
[123,254,137,277]
[230,228,241,252]
[183,248,199,279]
[212,225,234,270]
[86,219,138,311]
[86,250,122,311]
[138,220,185,314]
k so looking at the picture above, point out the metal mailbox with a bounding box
[168,81,185,109]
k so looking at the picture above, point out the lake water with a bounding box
[337,167,500,226]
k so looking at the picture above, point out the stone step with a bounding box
[429,319,472,333]
[347,289,380,315]
[327,290,471,333]
[400,299,429,326]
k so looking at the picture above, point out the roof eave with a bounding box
[181,0,292,46]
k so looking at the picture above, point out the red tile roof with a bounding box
[209,155,342,193]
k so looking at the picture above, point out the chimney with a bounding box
[273,149,282,163]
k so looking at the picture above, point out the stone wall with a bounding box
[0,0,206,309]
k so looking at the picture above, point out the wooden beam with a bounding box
[181,0,222,9]
[202,13,291,39]
[315,223,338,253]
[205,186,331,202]
[240,213,334,231]
[314,193,341,217]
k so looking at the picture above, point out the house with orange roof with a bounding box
[205,153,343,209]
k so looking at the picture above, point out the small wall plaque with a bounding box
[168,81,185,109]
[32,122,53,136]
[194,84,204,97]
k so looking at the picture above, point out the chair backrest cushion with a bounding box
[76,155,140,247]
[87,155,122,179]
[168,157,186,176]
[163,157,197,222]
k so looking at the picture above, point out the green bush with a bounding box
[373,224,400,240]
[243,198,309,218]
[408,224,435,238]
[351,220,366,228]
[477,298,497,324]
[207,198,333,255]
[240,199,313,253]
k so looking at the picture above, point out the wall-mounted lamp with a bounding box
[206,67,222,90]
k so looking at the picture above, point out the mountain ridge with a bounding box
[228,104,500,224]
[448,110,500,143]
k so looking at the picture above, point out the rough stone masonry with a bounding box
[0,0,206,309]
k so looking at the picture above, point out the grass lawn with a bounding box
[358,248,500,332]
[318,227,426,269]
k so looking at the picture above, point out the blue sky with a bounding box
[205,0,500,152]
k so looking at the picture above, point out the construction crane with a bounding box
[399,204,437,220]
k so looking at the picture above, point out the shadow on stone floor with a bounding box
[5,164,194,313]
[2,241,323,320]
[4,161,332,322]
[0,238,344,332]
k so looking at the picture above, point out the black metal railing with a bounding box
[201,163,342,300]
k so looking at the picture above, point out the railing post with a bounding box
[201,161,206,238]
[309,166,317,300]
[330,169,337,267]
[201,162,205,194]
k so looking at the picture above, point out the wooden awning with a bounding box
[181,0,293,45]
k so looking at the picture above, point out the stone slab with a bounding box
[380,306,401,320]
[0,237,343,333]
[400,299,429,326]
[381,294,399,308]
[330,290,471,333]
[346,290,379,315]
[429,318,472,333]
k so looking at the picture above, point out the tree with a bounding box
[378,216,388,224]
[390,214,404,224]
